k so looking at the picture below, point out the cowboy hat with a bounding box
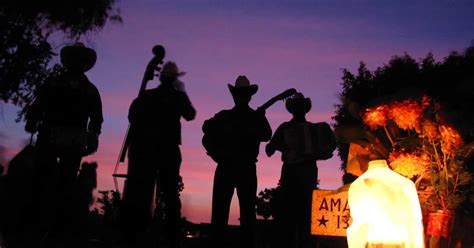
[228,75,258,96]
[160,61,186,77]
[60,42,97,72]
[285,92,312,113]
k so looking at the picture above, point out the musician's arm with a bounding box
[266,124,284,157]
[258,114,272,142]
[181,93,196,121]
[87,84,104,135]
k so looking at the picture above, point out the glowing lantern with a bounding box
[347,160,425,248]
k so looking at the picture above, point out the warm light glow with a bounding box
[185,231,197,239]
[362,97,429,132]
[439,124,463,155]
[420,120,439,142]
[388,99,425,132]
[363,106,389,130]
[388,151,430,179]
[347,160,425,248]
[346,143,371,176]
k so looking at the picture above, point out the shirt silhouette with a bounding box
[120,61,195,248]
[266,93,336,248]
[202,75,271,248]
[23,42,103,247]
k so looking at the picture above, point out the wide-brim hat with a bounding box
[60,42,97,72]
[285,92,312,113]
[228,75,258,96]
[161,61,186,77]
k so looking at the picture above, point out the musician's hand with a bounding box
[84,132,99,156]
[265,143,275,157]
[256,107,266,116]
[208,153,221,163]
[174,79,186,92]
[25,121,38,133]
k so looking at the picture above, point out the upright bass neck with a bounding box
[117,45,165,164]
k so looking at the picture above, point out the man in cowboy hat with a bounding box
[122,61,196,247]
[24,42,103,246]
[202,75,272,248]
[266,92,336,248]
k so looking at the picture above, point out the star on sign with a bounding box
[318,215,329,227]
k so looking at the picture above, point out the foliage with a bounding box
[153,176,184,221]
[0,0,121,120]
[333,44,474,172]
[333,44,474,211]
[96,176,184,224]
[96,190,121,223]
[362,96,472,210]
[256,185,283,221]
[256,179,320,220]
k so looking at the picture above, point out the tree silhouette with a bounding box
[97,190,121,224]
[0,0,121,119]
[255,184,283,221]
[154,175,185,222]
[333,43,474,174]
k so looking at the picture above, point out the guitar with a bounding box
[202,88,297,162]
[113,45,165,191]
[257,88,297,112]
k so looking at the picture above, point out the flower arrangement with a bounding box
[360,95,473,211]
[388,151,430,180]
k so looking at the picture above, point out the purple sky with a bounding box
[1,0,473,224]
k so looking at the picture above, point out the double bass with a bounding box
[113,45,165,193]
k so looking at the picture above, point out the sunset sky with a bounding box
[1,0,473,225]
